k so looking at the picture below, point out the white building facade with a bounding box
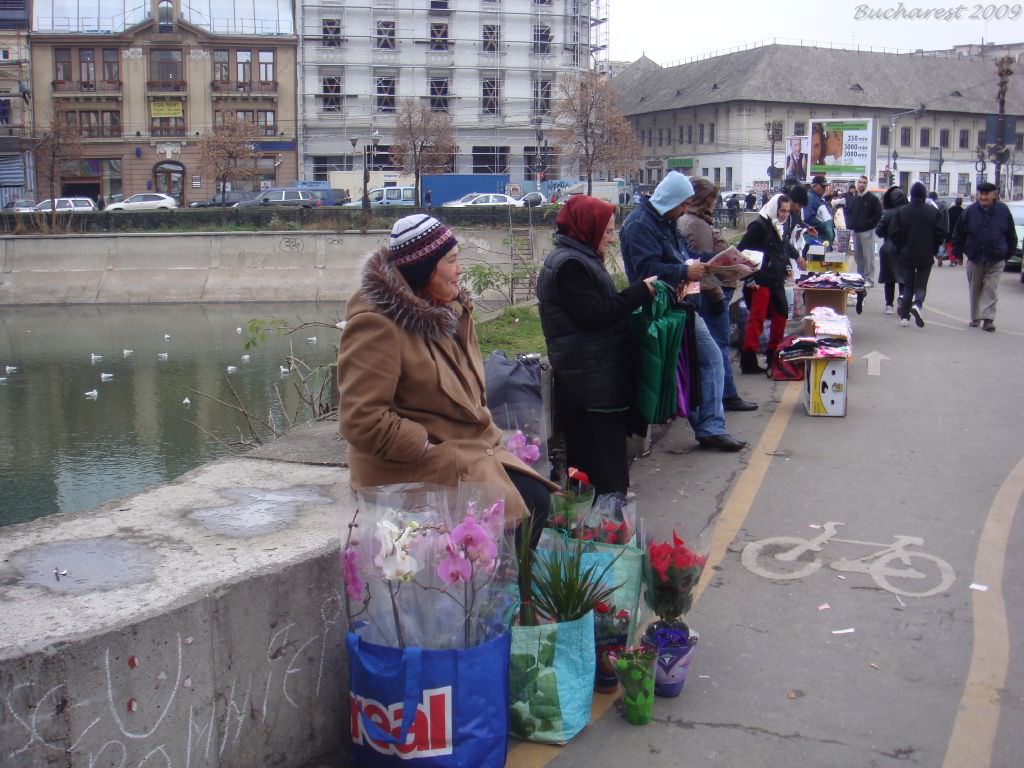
[298,0,603,189]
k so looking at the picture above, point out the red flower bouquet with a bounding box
[645,530,706,624]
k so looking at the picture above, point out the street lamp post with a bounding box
[764,120,783,188]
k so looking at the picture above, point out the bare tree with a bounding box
[390,99,456,206]
[196,117,265,205]
[552,71,642,195]
[34,117,82,228]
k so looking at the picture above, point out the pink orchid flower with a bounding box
[506,431,541,464]
[343,546,364,602]
[436,542,473,585]
[451,514,498,566]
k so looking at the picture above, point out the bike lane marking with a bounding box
[504,381,802,768]
[942,454,1024,768]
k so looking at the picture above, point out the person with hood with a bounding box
[804,175,835,245]
[619,171,746,452]
[536,196,657,494]
[889,182,946,327]
[875,186,908,314]
[953,181,1018,332]
[737,194,793,373]
[678,177,757,412]
[337,214,557,536]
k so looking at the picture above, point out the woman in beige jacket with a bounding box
[337,214,555,530]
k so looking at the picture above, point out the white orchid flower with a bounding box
[373,519,421,581]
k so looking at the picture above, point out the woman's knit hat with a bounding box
[388,214,457,289]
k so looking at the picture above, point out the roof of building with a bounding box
[614,44,1024,117]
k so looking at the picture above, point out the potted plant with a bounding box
[611,647,657,725]
[643,530,706,697]
[593,600,631,693]
[547,467,595,534]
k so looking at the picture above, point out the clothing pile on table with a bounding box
[795,272,866,291]
[779,307,853,360]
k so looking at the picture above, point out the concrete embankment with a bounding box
[0,227,547,305]
[0,421,353,768]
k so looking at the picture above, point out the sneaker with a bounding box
[983,320,995,332]
[969,319,980,328]
[884,305,895,315]
[899,318,910,327]
[910,305,925,328]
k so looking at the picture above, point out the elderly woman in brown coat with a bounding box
[337,214,555,531]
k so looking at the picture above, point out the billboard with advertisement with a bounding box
[810,119,874,176]
[784,136,810,181]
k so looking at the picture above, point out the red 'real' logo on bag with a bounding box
[351,686,453,758]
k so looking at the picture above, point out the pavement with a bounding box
[506,265,1024,768]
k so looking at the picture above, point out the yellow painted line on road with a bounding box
[506,382,801,767]
[942,455,1024,768]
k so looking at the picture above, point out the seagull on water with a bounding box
[4,365,16,374]
[236,327,243,334]
[335,321,347,331]
[306,336,317,345]
[240,354,251,363]
[163,334,171,341]
[182,397,191,406]
[279,365,290,375]
[157,352,169,360]
[123,349,134,357]
[100,373,114,382]
[226,365,238,374]
[90,353,103,363]
[84,389,98,399]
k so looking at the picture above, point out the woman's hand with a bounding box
[643,276,658,295]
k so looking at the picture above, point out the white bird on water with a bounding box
[182,397,191,406]
[100,373,114,382]
[123,349,134,357]
[90,353,103,363]
[0,377,7,384]
[157,352,169,360]
[279,365,290,375]
[240,354,251,363]
[236,327,243,335]
[84,389,98,399]
[306,336,317,345]
[4,365,16,374]
[163,333,171,341]
[226,365,238,374]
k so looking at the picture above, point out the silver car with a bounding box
[33,197,98,213]
[104,193,178,212]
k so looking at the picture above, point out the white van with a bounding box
[342,186,416,208]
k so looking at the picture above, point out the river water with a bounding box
[0,302,343,527]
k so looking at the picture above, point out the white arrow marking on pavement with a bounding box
[863,350,890,377]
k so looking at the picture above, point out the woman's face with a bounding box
[597,214,616,257]
[424,246,461,303]
[777,202,790,224]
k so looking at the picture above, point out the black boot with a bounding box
[740,350,766,374]
[765,350,777,376]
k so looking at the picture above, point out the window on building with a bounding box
[101,110,120,137]
[150,49,183,83]
[900,126,911,147]
[367,143,398,171]
[79,49,95,84]
[709,123,715,143]
[700,167,708,177]
[918,171,929,184]
[532,24,552,55]
[151,116,185,136]
[236,50,252,83]
[377,20,396,50]
[429,22,449,50]
[920,127,931,148]
[726,167,733,189]
[957,172,971,194]
[256,110,275,135]
[0,98,10,125]
[699,124,705,143]
[55,49,72,82]
[938,172,950,195]
[482,24,500,53]
[214,49,229,82]
[321,75,342,112]
[532,78,552,114]
[959,128,969,149]
[322,19,342,47]
[77,110,99,137]
[1016,133,1024,151]
[258,50,274,82]
[311,155,354,181]
[658,128,663,147]
[939,128,950,148]
[429,76,450,112]
[977,130,985,148]
[102,49,119,82]
[157,0,174,32]
[686,125,692,144]
[482,77,501,115]
[678,126,684,144]
[376,76,396,112]
[879,125,890,146]
[472,145,509,174]
[794,121,806,136]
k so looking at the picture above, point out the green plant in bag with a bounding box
[532,538,621,623]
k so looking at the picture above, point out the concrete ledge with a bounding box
[0,422,353,768]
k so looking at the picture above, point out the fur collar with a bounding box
[360,247,470,342]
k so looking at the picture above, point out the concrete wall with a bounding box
[0,227,547,305]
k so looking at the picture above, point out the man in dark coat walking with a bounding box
[946,197,964,265]
[952,182,1017,332]
[889,182,946,328]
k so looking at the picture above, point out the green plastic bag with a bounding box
[630,281,687,423]
[588,540,644,645]
[509,612,595,744]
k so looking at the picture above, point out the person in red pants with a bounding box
[737,194,793,374]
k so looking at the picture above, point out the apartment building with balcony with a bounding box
[30,0,297,204]
[298,0,604,193]
[0,0,31,205]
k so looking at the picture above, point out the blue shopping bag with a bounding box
[348,632,511,767]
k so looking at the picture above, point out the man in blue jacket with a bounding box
[619,172,746,452]
[952,182,1018,332]
[804,175,835,245]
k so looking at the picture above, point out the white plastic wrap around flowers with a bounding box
[343,483,518,650]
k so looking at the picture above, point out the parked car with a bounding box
[189,191,254,208]
[104,193,178,212]
[517,191,548,207]
[3,199,36,212]
[235,188,318,208]
[1006,201,1023,275]
[341,186,416,208]
[442,193,521,208]
[33,197,98,213]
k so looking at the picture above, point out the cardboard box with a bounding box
[804,358,848,417]
[800,287,848,315]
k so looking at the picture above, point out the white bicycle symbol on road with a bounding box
[742,521,956,597]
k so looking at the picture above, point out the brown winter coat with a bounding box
[337,248,555,524]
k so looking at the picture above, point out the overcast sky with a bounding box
[608,0,1023,64]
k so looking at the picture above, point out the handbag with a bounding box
[348,632,511,767]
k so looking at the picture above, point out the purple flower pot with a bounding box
[644,623,699,698]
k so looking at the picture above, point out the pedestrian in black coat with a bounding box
[889,182,946,327]
[875,186,907,313]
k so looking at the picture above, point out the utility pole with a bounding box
[994,55,1013,193]
[764,120,782,188]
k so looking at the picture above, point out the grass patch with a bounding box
[476,305,546,357]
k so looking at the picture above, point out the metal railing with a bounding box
[53,80,122,93]
[210,80,278,94]
[147,80,188,92]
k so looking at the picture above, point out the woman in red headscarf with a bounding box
[536,195,657,494]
